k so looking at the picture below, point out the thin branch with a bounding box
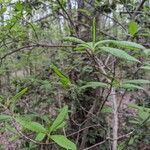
[0,43,75,65]
[83,140,107,150]
[56,0,78,37]
[132,0,148,19]
[67,124,105,137]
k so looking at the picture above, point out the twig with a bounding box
[0,43,75,65]
[56,0,78,37]
[132,0,148,19]
[83,140,107,150]
[67,124,105,137]
[79,98,99,149]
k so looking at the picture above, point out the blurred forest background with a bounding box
[0,0,150,150]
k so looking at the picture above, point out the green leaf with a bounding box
[143,49,150,56]
[9,88,28,111]
[86,42,95,50]
[129,120,140,124]
[15,117,46,133]
[123,79,150,85]
[140,66,150,70]
[50,135,76,150]
[128,21,138,36]
[99,47,140,62]
[75,43,93,50]
[9,135,20,142]
[128,104,150,112]
[78,9,91,16]
[0,7,6,14]
[10,88,28,105]
[35,133,46,141]
[54,121,66,131]
[95,40,145,50]
[63,37,85,44]
[51,64,71,87]
[74,46,86,51]
[92,17,96,44]
[80,82,108,90]
[118,141,126,150]
[0,115,11,122]
[120,83,144,90]
[15,2,23,11]
[101,106,113,113]
[128,137,135,145]
[138,110,150,121]
[49,105,68,133]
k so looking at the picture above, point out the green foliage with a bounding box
[101,106,113,113]
[0,115,11,122]
[99,47,140,62]
[35,133,46,142]
[123,79,150,85]
[50,135,77,150]
[120,83,144,90]
[6,88,28,112]
[0,103,75,149]
[49,105,68,133]
[0,1,149,149]
[92,17,96,44]
[95,40,145,50]
[51,64,71,87]
[144,49,150,55]
[128,104,150,123]
[15,117,47,133]
[15,2,23,11]
[10,88,28,105]
[128,21,138,36]
[140,66,150,70]
[79,81,109,91]
[119,79,150,90]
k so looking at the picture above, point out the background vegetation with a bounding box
[0,0,150,150]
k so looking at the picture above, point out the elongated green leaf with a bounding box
[74,46,86,51]
[80,82,108,90]
[51,64,71,87]
[128,104,150,112]
[8,88,28,111]
[15,2,23,11]
[63,37,85,44]
[10,88,28,104]
[143,49,150,55]
[0,7,6,14]
[99,47,140,62]
[101,106,113,113]
[54,121,66,131]
[49,105,68,132]
[92,17,96,43]
[129,120,140,124]
[78,9,91,16]
[0,115,11,122]
[95,40,145,50]
[129,104,150,122]
[35,133,46,141]
[86,42,95,50]
[75,43,93,50]
[140,66,150,70]
[138,110,150,121]
[50,135,76,150]
[123,79,150,84]
[120,83,144,90]
[128,21,138,36]
[15,117,46,133]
